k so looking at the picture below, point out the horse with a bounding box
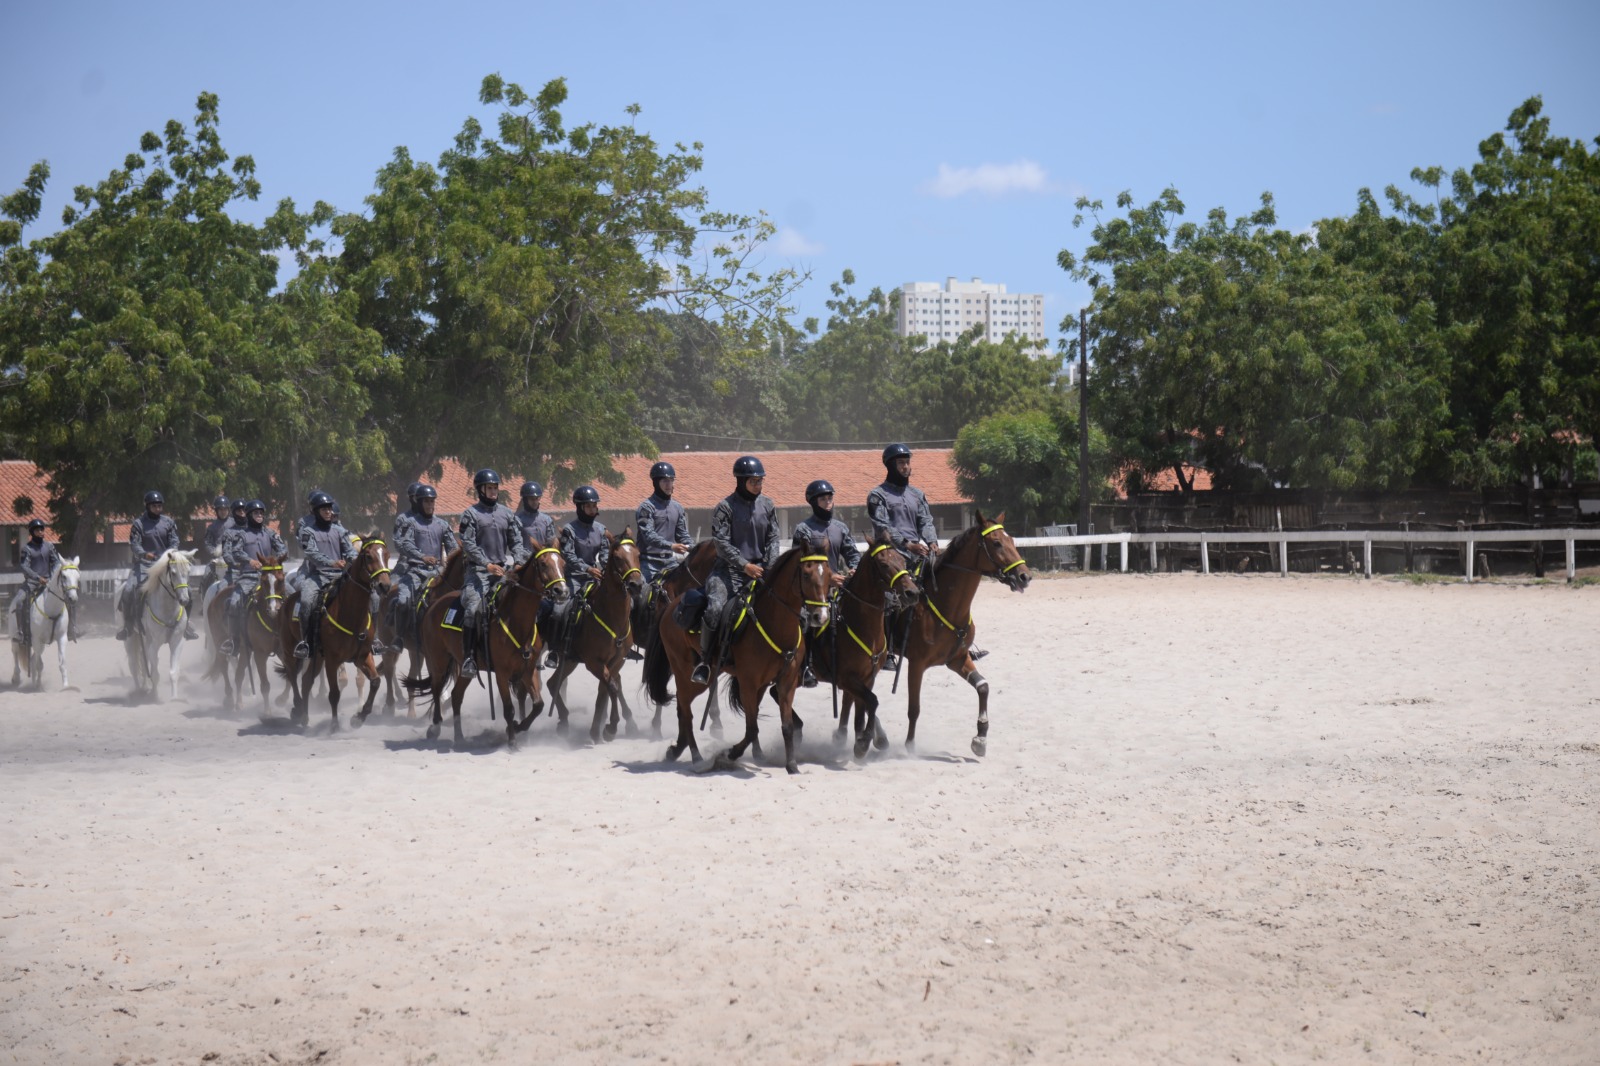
[644,546,832,773]
[543,531,646,743]
[811,534,921,758]
[893,512,1031,756]
[405,542,568,746]
[277,535,393,729]
[123,549,200,700]
[9,556,80,690]
[201,555,287,712]
[630,541,718,738]
[376,548,466,717]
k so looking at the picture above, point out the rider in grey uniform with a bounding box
[635,461,690,583]
[516,481,557,551]
[868,443,984,667]
[389,484,459,631]
[292,493,358,659]
[545,485,609,666]
[285,489,326,600]
[118,490,196,641]
[791,478,859,688]
[9,518,61,645]
[457,469,529,678]
[690,456,780,685]
[201,495,233,560]
[222,500,288,655]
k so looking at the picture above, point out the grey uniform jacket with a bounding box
[20,539,61,588]
[298,519,358,581]
[227,525,289,582]
[128,514,179,572]
[866,481,937,551]
[396,513,459,574]
[203,518,232,557]
[636,494,689,568]
[517,509,557,552]
[459,502,529,575]
[711,493,780,580]
[792,515,860,575]
[560,518,610,584]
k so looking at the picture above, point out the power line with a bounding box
[642,427,958,448]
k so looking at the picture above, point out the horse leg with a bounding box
[590,665,610,744]
[853,688,881,761]
[904,658,931,752]
[953,655,990,757]
[612,673,640,737]
[776,679,801,775]
[55,624,70,690]
[354,653,383,726]
[447,672,467,745]
[665,662,700,763]
[322,657,343,731]
[725,675,763,763]
[549,660,575,734]
[515,664,545,734]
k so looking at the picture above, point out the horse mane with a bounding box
[140,549,188,593]
[768,544,810,576]
[932,525,978,576]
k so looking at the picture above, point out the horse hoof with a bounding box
[555,720,568,734]
[602,723,617,741]
[970,736,987,757]
[854,738,871,760]
[873,725,890,751]
[786,763,800,775]
[664,744,683,762]
[426,723,441,741]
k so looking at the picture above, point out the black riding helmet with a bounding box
[143,490,165,510]
[805,479,835,503]
[882,443,912,467]
[521,481,543,501]
[732,455,765,479]
[212,493,230,512]
[414,484,438,502]
[572,485,600,506]
[246,499,266,523]
[309,490,334,512]
[232,497,249,516]
[649,461,676,482]
[27,518,46,534]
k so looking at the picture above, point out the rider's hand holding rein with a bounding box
[743,562,764,580]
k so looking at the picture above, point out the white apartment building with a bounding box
[895,277,1048,349]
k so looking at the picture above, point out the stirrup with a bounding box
[968,644,989,661]
[459,656,477,679]
[801,665,818,689]
[690,661,710,685]
[184,624,200,640]
[370,638,386,656]
[544,648,561,668]
[881,653,899,672]
[293,640,310,660]
[220,639,237,656]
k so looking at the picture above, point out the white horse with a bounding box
[122,549,199,700]
[9,557,80,690]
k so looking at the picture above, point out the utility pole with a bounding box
[1078,307,1090,569]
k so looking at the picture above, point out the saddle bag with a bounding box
[673,588,708,631]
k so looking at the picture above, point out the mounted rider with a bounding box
[515,481,557,553]
[221,500,287,656]
[868,443,984,667]
[791,479,859,688]
[456,469,529,678]
[201,495,234,560]
[118,490,197,642]
[285,488,325,600]
[291,491,359,660]
[545,485,610,666]
[9,518,61,646]
[690,455,780,685]
[635,461,690,584]
[388,483,459,633]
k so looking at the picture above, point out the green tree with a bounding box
[0,94,385,551]
[335,75,802,492]
[778,271,913,443]
[642,310,786,451]
[952,403,1106,532]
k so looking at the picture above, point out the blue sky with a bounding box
[4,0,1597,345]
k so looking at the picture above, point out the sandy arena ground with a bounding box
[2,573,1596,1064]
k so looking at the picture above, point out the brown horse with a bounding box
[202,555,287,712]
[644,547,832,773]
[629,540,718,738]
[276,535,394,728]
[543,531,646,743]
[895,512,1031,756]
[406,543,568,746]
[811,535,920,758]
[376,548,466,716]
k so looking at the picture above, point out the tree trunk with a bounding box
[70,487,107,559]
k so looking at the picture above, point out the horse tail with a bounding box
[642,622,672,708]
[725,675,742,714]
[402,675,434,695]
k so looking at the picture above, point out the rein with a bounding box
[742,553,829,657]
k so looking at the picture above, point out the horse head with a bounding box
[609,529,646,605]
[783,547,834,629]
[359,534,394,593]
[971,511,1031,592]
[165,549,199,610]
[57,556,81,607]
[521,539,567,602]
[863,534,919,611]
[257,554,288,623]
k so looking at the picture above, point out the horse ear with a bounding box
[974,509,988,527]
[995,511,1006,524]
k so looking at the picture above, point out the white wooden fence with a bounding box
[1006,529,1600,582]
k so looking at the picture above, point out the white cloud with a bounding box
[772,227,823,256]
[921,159,1053,198]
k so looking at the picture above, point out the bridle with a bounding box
[933,523,1027,589]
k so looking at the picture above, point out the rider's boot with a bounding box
[293,607,311,660]
[690,615,717,686]
[968,642,989,661]
[115,589,131,640]
[459,608,478,678]
[801,647,818,688]
[543,601,566,668]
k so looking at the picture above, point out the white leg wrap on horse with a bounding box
[967,671,988,697]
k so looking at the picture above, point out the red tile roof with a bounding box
[0,461,52,526]
[430,450,968,513]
